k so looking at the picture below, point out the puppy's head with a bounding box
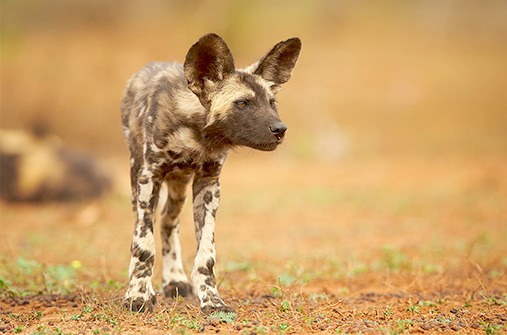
[184,33,301,151]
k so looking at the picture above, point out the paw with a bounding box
[163,281,194,299]
[201,303,235,315]
[200,295,235,315]
[123,295,156,313]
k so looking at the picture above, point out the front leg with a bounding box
[191,161,234,314]
[123,167,161,313]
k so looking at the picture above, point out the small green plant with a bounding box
[278,322,291,333]
[480,321,502,334]
[303,314,314,326]
[14,325,24,333]
[419,300,437,307]
[209,311,237,324]
[406,303,420,314]
[271,286,283,298]
[381,304,393,320]
[387,319,412,335]
[484,297,505,306]
[69,312,82,321]
[280,299,291,312]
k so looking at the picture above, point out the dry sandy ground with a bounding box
[1,156,506,334]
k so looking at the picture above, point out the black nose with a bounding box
[269,122,287,139]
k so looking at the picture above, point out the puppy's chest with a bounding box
[147,125,226,170]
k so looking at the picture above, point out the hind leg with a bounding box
[160,174,194,299]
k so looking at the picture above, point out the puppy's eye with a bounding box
[270,100,276,109]
[236,101,248,109]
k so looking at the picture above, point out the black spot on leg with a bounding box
[139,285,146,293]
[139,201,148,209]
[211,208,217,219]
[149,191,159,211]
[132,262,153,279]
[198,258,215,277]
[132,244,155,267]
[198,267,212,277]
[200,285,206,292]
[139,176,149,184]
[203,191,213,204]
[171,252,177,260]
[214,189,220,198]
[162,246,170,255]
[205,276,216,287]
[206,258,215,271]
[140,215,154,238]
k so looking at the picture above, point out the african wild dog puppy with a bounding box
[121,33,301,314]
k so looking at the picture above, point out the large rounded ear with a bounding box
[253,37,301,86]
[184,33,235,103]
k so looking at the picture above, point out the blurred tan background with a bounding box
[3,0,506,160]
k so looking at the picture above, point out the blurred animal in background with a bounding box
[0,128,111,202]
[121,33,301,314]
